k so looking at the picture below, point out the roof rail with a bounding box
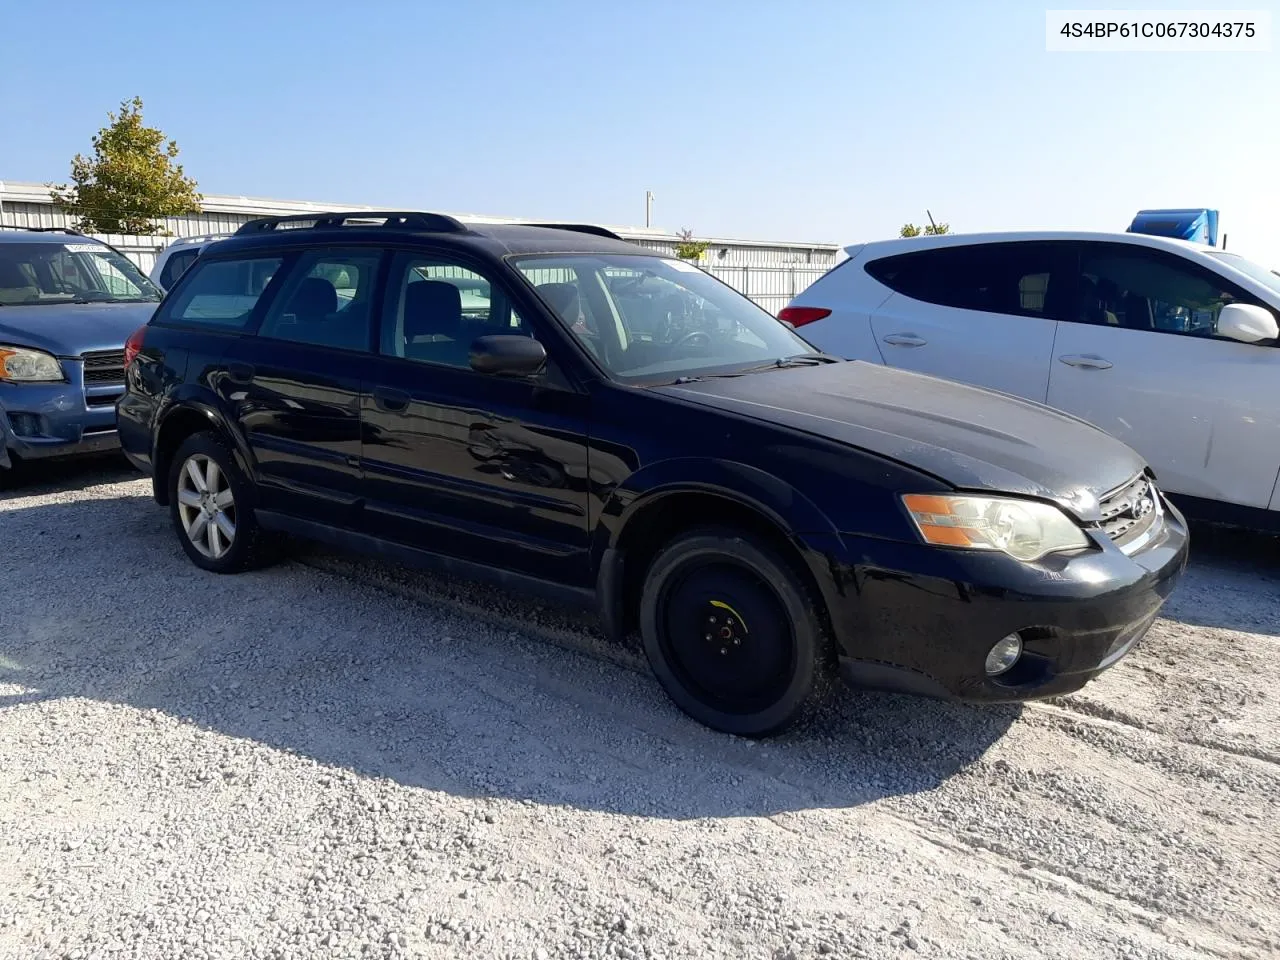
[0,225,85,236]
[234,211,467,236]
[166,233,235,246]
[519,223,623,241]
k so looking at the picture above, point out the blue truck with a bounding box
[1127,208,1219,246]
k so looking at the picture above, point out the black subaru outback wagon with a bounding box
[118,212,1188,737]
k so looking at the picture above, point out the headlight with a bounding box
[901,493,1090,562]
[0,346,64,383]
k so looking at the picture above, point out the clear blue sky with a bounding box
[2,1,1277,263]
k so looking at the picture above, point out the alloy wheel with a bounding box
[175,454,237,560]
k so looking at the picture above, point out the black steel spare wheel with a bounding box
[640,526,834,737]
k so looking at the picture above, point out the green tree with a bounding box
[49,97,201,235]
[900,220,951,237]
[674,227,709,261]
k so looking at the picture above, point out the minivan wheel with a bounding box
[169,431,271,574]
[639,526,835,737]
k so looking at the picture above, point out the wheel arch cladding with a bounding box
[152,401,251,506]
[593,459,847,643]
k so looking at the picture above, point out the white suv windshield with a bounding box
[1208,251,1280,299]
[513,254,815,382]
[0,241,162,307]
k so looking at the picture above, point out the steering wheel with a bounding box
[672,330,712,352]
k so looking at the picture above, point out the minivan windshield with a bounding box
[512,254,819,383]
[1208,251,1280,299]
[0,241,162,307]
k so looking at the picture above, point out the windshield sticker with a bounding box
[664,258,703,273]
[63,244,104,253]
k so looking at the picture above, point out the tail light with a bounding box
[123,325,147,370]
[777,306,832,328]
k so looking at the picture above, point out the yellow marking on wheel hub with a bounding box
[710,600,748,634]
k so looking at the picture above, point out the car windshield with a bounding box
[0,240,162,307]
[512,253,818,383]
[1208,251,1280,299]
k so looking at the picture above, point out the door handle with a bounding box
[372,386,410,413]
[882,333,927,347]
[226,362,255,384]
[1058,354,1113,370]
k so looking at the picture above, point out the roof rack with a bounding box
[0,225,85,236]
[518,223,623,241]
[234,211,467,236]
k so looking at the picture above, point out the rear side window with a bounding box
[866,242,1071,319]
[159,257,282,329]
[159,249,200,289]
[256,249,382,351]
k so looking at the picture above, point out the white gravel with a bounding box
[2,461,1278,960]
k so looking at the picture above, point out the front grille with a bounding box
[81,350,125,384]
[86,392,122,407]
[1097,473,1161,553]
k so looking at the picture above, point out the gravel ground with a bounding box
[2,460,1278,960]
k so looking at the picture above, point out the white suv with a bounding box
[149,234,234,290]
[782,231,1280,526]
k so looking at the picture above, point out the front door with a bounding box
[866,240,1074,402]
[360,251,593,587]
[1046,241,1280,508]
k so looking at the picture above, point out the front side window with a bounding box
[257,250,381,351]
[1075,243,1259,338]
[379,255,532,369]
[512,254,815,383]
[1208,251,1280,300]
[864,242,1069,319]
[0,241,161,308]
[160,257,282,329]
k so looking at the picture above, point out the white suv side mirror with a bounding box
[1217,303,1279,343]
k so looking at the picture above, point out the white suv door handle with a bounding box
[1059,354,1113,370]
[882,333,927,347]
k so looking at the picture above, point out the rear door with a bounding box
[360,249,594,587]
[1046,241,1280,508]
[217,247,387,526]
[866,241,1074,402]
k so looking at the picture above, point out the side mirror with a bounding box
[469,335,547,377]
[1218,303,1279,343]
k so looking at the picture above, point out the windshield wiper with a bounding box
[661,354,840,386]
[66,296,158,305]
[778,352,841,365]
[727,353,841,375]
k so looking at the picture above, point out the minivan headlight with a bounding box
[0,345,64,383]
[901,493,1090,562]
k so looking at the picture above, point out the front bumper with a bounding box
[0,377,122,470]
[816,496,1190,703]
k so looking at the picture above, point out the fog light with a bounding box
[985,634,1023,677]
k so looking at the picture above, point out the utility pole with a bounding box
[645,190,655,228]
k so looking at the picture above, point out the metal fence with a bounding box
[702,264,831,316]
[1,201,834,314]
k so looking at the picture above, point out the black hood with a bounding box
[655,361,1147,522]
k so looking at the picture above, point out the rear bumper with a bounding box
[0,380,122,469]
[815,496,1190,703]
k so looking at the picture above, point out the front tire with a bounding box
[168,431,272,574]
[639,526,835,737]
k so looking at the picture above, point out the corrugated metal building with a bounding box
[0,180,841,314]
